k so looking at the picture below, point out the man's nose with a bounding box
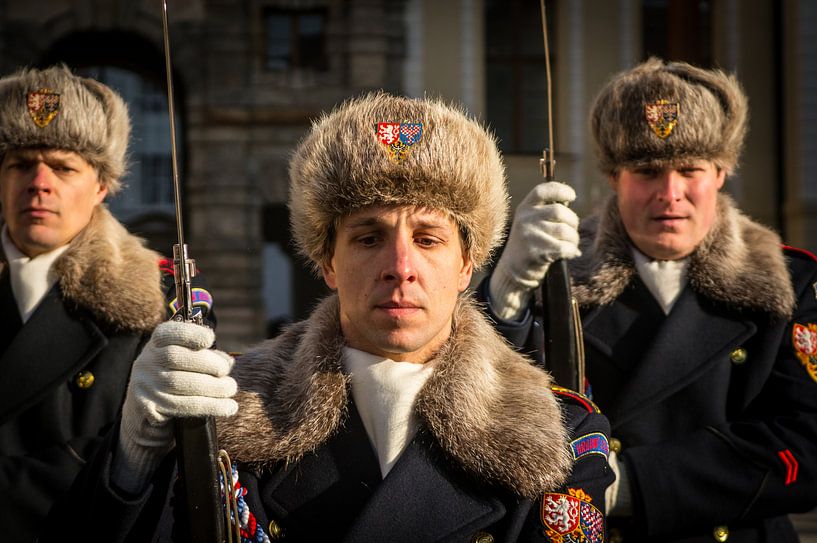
[656,171,683,201]
[27,163,54,194]
[379,237,418,283]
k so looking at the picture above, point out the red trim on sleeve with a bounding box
[778,449,799,485]
[782,245,817,262]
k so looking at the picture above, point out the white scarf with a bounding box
[2,226,69,322]
[631,246,689,315]
[342,347,436,477]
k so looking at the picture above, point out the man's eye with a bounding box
[415,237,439,247]
[357,235,379,247]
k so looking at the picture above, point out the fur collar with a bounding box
[572,193,794,320]
[219,294,572,498]
[0,206,165,333]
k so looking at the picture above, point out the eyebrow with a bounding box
[343,216,451,231]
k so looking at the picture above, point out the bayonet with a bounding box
[538,0,585,393]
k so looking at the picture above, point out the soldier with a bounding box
[46,93,613,542]
[478,58,817,541]
[0,65,213,542]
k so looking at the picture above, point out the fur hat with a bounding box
[590,57,748,176]
[0,64,130,193]
[289,92,508,272]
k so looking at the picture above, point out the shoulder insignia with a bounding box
[541,488,604,543]
[551,385,601,413]
[792,323,817,384]
[782,244,817,263]
[220,465,271,543]
[571,432,609,461]
[158,258,175,276]
[168,287,213,315]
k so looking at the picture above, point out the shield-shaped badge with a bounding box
[377,122,401,145]
[541,493,580,535]
[793,322,817,384]
[644,99,679,139]
[399,123,423,145]
[27,88,61,128]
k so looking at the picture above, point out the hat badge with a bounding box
[27,88,61,128]
[644,99,679,139]
[376,122,423,163]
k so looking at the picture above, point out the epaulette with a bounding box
[782,245,817,263]
[551,385,601,413]
[158,257,175,276]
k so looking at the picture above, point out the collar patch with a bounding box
[376,122,423,162]
[644,99,679,139]
[27,88,61,128]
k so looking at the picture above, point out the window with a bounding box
[76,66,180,221]
[264,8,328,72]
[485,0,552,154]
[643,0,712,66]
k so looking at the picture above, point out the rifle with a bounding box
[537,0,585,393]
[161,1,238,540]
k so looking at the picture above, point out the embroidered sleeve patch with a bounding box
[793,323,817,384]
[541,488,604,543]
[169,287,214,315]
[570,432,609,461]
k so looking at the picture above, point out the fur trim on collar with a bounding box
[219,294,572,498]
[1,206,165,333]
[572,193,794,320]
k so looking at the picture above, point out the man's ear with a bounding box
[715,168,726,191]
[606,174,618,192]
[94,182,108,205]
[457,254,474,292]
[322,259,338,290]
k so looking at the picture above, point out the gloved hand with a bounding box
[489,181,581,320]
[605,450,633,516]
[112,321,238,494]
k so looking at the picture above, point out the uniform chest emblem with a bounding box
[644,99,679,139]
[793,323,817,384]
[541,488,603,543]
[376,122,423,162]
[27,88,61,127]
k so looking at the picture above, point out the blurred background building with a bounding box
[1,0,814,345]
[1,0,815,536]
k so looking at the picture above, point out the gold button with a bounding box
[74,371,95,389]
[472,532,494,543]
[610,437,622,454]
[713,525,729,542]
[268,519,284,539]
[730,348,747,365]
[609,527,624,543]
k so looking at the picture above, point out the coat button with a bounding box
[74,371,95,389]
[268,519,284,539]
[730,348,747,365]
[472,532,494,543]
[610,437,622,454]
[713,525,729,542]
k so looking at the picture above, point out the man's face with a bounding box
[609,160,725,260]
[0,149,107,257]
[322,205,473,364]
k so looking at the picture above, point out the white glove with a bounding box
[489,181,581,320]
[605,450,633,516]
[112,321,238,494]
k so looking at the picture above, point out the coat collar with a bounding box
[0,206,164,334]
[219,294,572,498]
[572,193,794,320]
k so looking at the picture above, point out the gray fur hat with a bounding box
[289,92,508,272]
[0,64,130,193]
[590,57,748,176]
